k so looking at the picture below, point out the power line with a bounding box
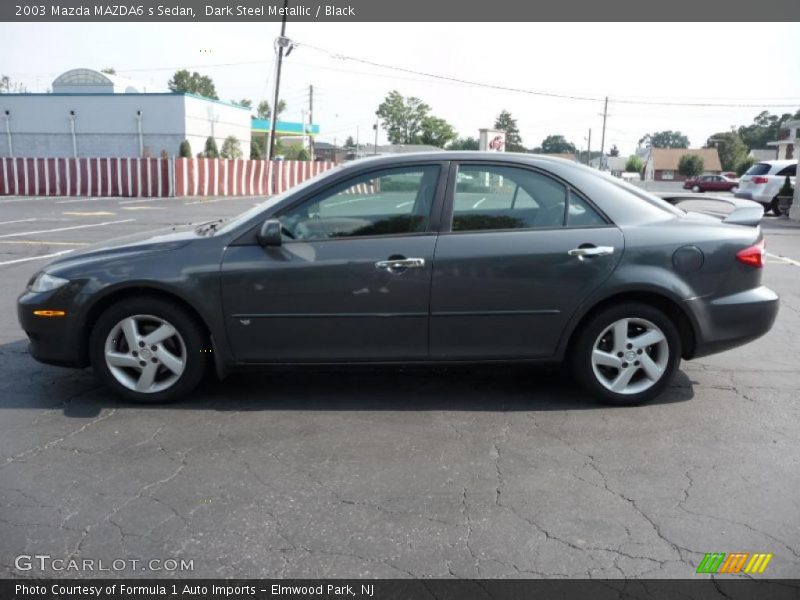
[295,40,800,109]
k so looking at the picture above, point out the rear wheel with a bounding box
[730,185,739,193]
[691,185,701,193]
[572,302,681,406]
[89,297,208,403]
[770,197,780,216]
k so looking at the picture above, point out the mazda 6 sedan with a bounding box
[18,153,779,405]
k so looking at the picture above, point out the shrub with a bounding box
[204,136,219,158]
[625,156,644,173]
[250,139,263,160]
[678,154,704,179]
[178,140,192,158]
[220,135,243,159]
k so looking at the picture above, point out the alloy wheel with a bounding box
[591,317,669,395]
[104,314,187,393]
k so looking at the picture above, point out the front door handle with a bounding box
[568,246,614,261]
[375,258,426,271]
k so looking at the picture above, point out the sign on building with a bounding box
[479,129,506,152]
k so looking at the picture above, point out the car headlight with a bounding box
[28,272,70,293]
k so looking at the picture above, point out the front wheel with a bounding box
[572,302,681,405]
[89,297,208,403]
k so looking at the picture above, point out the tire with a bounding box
[730,185,739,193]
[571,302,681,406]
[89,297,208,403]
[770,197,780,216]
[691,185,701,193]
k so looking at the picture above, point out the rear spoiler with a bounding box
[654,193,763,227]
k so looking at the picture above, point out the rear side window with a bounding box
[568,193,606,227]
[777,165,796,177]
[451,165,567,231]
[745,163,772,176]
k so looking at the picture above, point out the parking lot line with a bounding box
[0,219,134,239]
[767,252,800,267]
[63,211,116,216]
[0,249,74,266]
[0,218,37,226]
[0,240,89,246]
[56,196,118,204]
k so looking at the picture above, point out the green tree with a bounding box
[256,99,286,120]
[736,156,755,176]
[100,67,116,75]
[234,99,252,108]
[642,130,690,149]
[343,136,355,148]
[493,110,524,151]
[537,134,576,154]
[609,144,620,157]
[178,139,192,158]
[419,115,457,148]
[448,137,480,151]
[706,132,747,172]
[376,90,431,144]
[678,154,704,179]
[737,109,800,150]
[204,136,219,158]
[625,155,644,173]
[168,70,218,99]
[220,135,242,159]
[250,139,263,160]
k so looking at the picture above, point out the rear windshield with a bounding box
[745,163,772,176]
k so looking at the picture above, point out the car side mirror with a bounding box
[257,219,282,247]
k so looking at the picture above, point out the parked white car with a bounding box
[735,160,796,215]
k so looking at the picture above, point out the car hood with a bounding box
[43,223,204,272]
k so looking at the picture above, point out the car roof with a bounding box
[757,159,796,167]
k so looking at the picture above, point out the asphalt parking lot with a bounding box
[1,194,799,579]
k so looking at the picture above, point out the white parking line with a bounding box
[0,219,135,240]
[56,196,118,204]
[0,249,74,266]
[767,252,800,267]
[118,197,170,205]
[472,198,487,208]
[0,218,37,226]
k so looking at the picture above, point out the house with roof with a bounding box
[589,155,628,177]
[643,148,722,182]
[767,120,799,161]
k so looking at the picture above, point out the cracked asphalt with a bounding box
[1,195,799,579]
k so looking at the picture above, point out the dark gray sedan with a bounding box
[17,153,779,405]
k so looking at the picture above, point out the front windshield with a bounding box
[213,164,347,235]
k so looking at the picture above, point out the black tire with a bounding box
[770,197,780,216]
[571,302,681,406]
[89,297,208,403]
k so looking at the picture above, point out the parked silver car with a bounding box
[735,159,796,215]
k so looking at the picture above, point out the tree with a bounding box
[609,144,620,157]
[493,110,524,152]
[178,139,192,158]
[625,155,644,173]
[419,115,456,148]
[0,74,27,93]
[256,99,286,120]
[220,135,242,159]
[706,132,747,172]
[737,109,800,150]
[642,130,690,149]
[536,134,577,154]
[448,137,480,151]
[100,67,116,75]
[250,139,263,160]
[343,136,355,149]
[204,136,219,158]
[678,154,704,179]
[376,90,431,144]
[736,156,755,177]
[168,70,218,99]
[234,99,252,108]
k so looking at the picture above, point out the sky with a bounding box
[2,22,800,154]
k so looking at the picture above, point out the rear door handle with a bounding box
[375,258,426,270]
[568,246,614,260]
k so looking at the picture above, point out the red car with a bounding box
[683,174,740,193]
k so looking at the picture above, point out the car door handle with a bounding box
[568,246,614,260]
[375,258,426,270]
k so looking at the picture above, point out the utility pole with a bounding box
[373,121,378,155]
[267,0,289,162]
[586,128,592,166]
[308,84,314,160]
[599,96,608,171]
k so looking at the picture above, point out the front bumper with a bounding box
[17,287,89,368]
[688,286,779,359]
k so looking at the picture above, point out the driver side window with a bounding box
[279,165,440,240]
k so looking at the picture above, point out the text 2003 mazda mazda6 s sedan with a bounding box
[18,153,779,405]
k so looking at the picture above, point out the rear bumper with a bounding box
[688,286,779,358]
[735,190,770,206]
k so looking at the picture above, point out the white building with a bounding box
[0,68,251,158]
